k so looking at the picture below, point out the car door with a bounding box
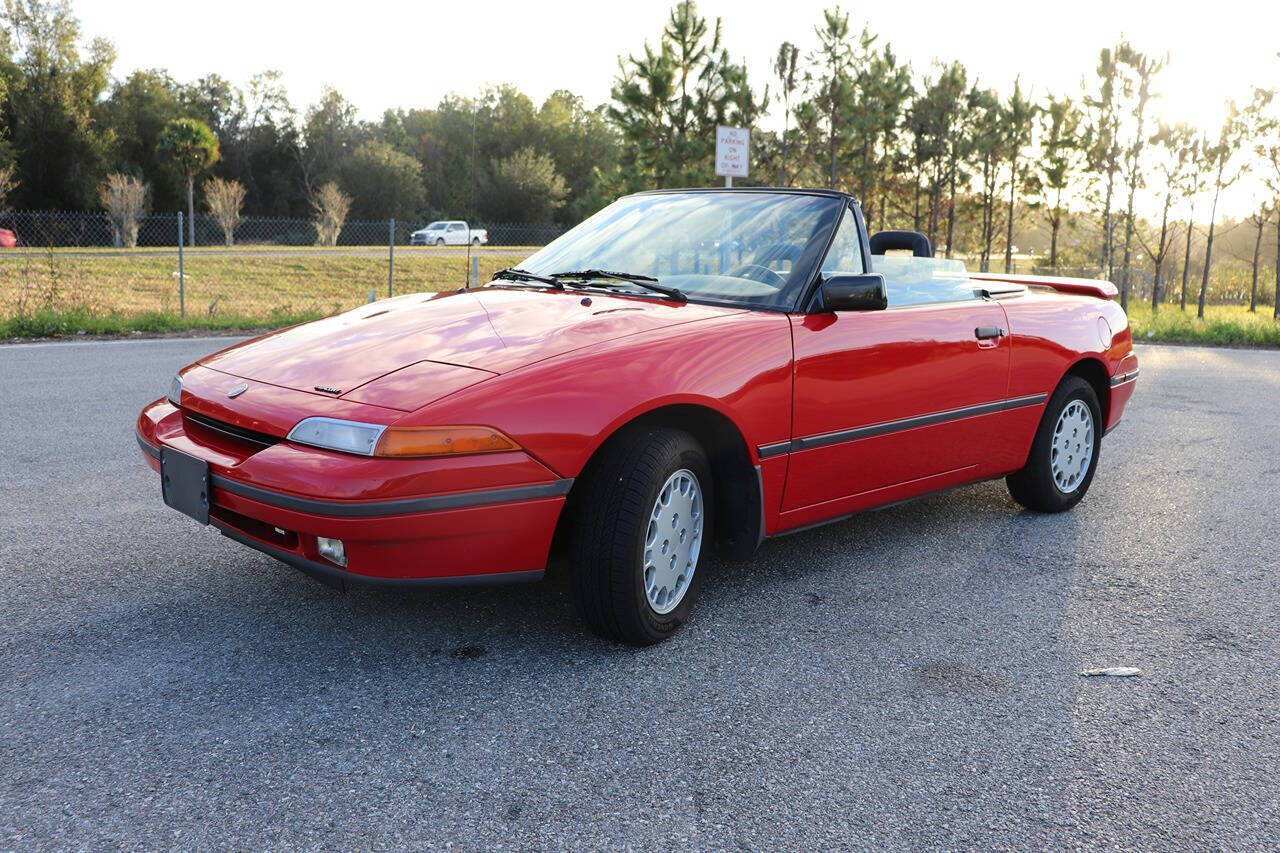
[446,223,466,245]
[781,207,1013,515]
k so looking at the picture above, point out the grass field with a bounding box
[1126,302,1280,348]
[0,246,533,337]
[3,245,1279,347]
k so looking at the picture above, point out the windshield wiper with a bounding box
[489,267,563,288]
[549,269,687,302]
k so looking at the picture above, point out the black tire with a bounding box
[435,237,445,247]
[471,237,481,246]
[1006,375,1102,513]
[570,427,713,645]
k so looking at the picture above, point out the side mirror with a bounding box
[818,273,888,312]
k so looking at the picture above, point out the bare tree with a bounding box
[204,177,247,247]
[1177,135,1210,311]
[1246,201,1272,312]
[1138,124,1194,313]
[1268,151,1280,319]
[1085,46,1123,281]
[312,182,352,247]
[1116,44,1165,311]
[98,173,147,248]
[1257,75,1280,319]
[1198,90,1271,318]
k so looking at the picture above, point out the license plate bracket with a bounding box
[161,447,210,525]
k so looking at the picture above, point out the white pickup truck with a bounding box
[410,220,488,246]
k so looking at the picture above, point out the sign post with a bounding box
[715,125,749,187]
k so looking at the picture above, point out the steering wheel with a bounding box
[726,263,787,288]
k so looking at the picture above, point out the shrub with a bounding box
[0,164,18,211]
[312,182,352,247]
[204,178,247,246]
[98,173,148,248]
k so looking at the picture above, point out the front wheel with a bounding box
[1006,376,1102,512]
[435,237,445,247]
[570,427,713,645]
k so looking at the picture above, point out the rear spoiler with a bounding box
[970,273,1118,300]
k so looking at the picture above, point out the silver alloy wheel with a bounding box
[1051,399,1094,493]
[643,468,704,615]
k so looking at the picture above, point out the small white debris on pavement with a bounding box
[1079,666,1143,677]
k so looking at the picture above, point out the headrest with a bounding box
[868,230,933,258]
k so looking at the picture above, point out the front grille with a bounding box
[185,411,281,449]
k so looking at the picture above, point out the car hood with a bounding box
[199,288,740,405]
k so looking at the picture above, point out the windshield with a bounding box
[424,222,446,230]
[512,191,844,309]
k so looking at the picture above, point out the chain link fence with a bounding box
[2,210,1271,331]
[0,211,565,327]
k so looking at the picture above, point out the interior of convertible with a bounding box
[656,228,976,306]
[512,192,981,308]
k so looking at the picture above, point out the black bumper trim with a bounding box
[1110,368,1140,387]
[137,429,573,517]
[214,521,545,591]
[211,474,574,517]
[136,431,161,459]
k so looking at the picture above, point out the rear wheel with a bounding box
[1006,376,1102,512]
[570,427,712,645]
[472,236,481,246]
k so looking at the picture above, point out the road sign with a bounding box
[715,126,749,182]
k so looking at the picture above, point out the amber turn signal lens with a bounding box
[374,426,521,457]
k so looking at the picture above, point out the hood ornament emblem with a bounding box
[227,383,248,398]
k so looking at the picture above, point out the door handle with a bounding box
[975,326,1006,340]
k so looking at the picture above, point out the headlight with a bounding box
[287,417,387,456]
[167,374,183,407]
[286,418,520,458]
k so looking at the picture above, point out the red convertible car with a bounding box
[137,189,1137,644]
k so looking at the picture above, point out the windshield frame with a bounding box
[506,188,853,313]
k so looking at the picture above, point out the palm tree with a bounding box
[158,118,220,246]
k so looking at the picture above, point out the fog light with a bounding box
[316,537,346,567]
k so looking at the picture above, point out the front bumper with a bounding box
[137,401,570,588]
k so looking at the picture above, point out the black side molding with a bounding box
[757,393,1048,458]
[757,440,791,460]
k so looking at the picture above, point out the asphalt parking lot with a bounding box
[2,337,1278,848]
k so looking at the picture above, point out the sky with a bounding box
[77,0,1280,218]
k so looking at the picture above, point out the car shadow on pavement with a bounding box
[10,476,1098,728]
